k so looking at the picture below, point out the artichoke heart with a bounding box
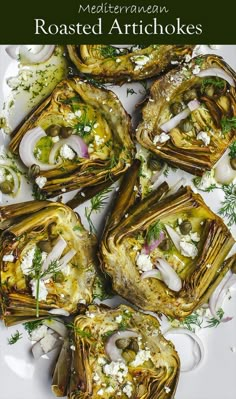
[0,200,98,326]
[67,44,194,82]
[136,54,236,175]
[100,162,235,319]
[57,304,179,399]
[9,77,134,198]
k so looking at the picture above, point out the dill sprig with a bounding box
[180,312,204,333]
[74,109,96,138]
[85,187,112,233]
[229,141,236,159]
[127,88,137,97]
[8,330,23,345]
[146,220,164,244]
[205,308,224,328]
[67,323,92,338]
[23,319,43,334]
[100,45,117,59]
[201,77,225,93]
[219,184,236,226]
[221,116,236,135]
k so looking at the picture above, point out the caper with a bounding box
[179,220,192,235]
[60,127,73,138]
[128,339,139,353]
[204,84,215,97]
[147,156,163,171]
[230,158,236,170]
[29,164,40,178]
[0,181,13,194]
[170,102,183,116]
[53,271,65,283]
[116,338,131,350]
[183,89,197,102]
[122,349,136,363]
[46,124,61,137]
[37,240,52,253]
[179,119,193,132]
[159,238,171,251]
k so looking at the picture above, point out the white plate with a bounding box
[0,45,236,399]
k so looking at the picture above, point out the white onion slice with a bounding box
[49,136,89,164]
[165,328,205,372]
[160,108,190,133]
[19,126,57,171]
[187,99,201,112]
[197,68,235,88]
[214,154,236,184]
[156,258,182,292]
[209,270,236,321]
[48,308,70,317]
[105,330,139,362]
[0,165,20,195]
[141,270,162,280]
[42,236,67,272]
[59,248,77,269]
[166,178,187,197]
[164,224,181,251]
[42,319,68,338]
[6,45,55,64]
[31,333,61,360]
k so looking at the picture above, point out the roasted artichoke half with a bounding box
[9,77,134,198]
[54,304,179,398]
[100,161,235,319]
[136,54,236,175]
[0,200,98,326]
[67,45,194,83]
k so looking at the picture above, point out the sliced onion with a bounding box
[48,308,70,317]
[160,108,190,133]
[156,258,182,292]
[142,231,165,254]
[187,99,201,111]
[6,45,55,64]
[197,68,235,88]
[214,154,236,184]
[19,126,57,171]
[31,333,61,360]
[49,136,89,164]
[0,165,20,195]
[165,328,205,372]
[166,178,187,197]
[42,236,67,272]
[209,270,236,322]
[164,224,181,251]
[105,330,139,362]
[59,248,77,269]
[141,269,162,280]
[42,319,68,338]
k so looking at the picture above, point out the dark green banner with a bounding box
[0,0,235,44]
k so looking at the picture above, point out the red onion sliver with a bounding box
[142,232,165,254]
[197,67,235,88]
[49,136,89,164]
[160,108,190,133]
[165,328,205,372]
[105,330,139,362]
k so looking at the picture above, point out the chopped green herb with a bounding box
[229,141,236,159]
[126,88,137,97]
[100,45,117,59]
[146,220,164,244]
[194,57,204,66]
[23,320,43,334]
[67,323,92,338]
[118,311,132,331]
[8,330,23,345]
[180,312,203,333]
[85,187,112,233]
[32,185,47,200]
[101,330,115,340]
[221,116,236,134]
[201,77,225,93]
[205,308,224,328]
[73,225,83,232]
[74,109,96,138]
[219,184,236,226]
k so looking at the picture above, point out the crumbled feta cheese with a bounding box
[21,247,36,275]
[136,254,153,272]
[179,241,198,259]
[61,188,66,192]
[97,389,104,396]
[192,65,201,75]
[98,357,106,365]
[115,315,123,323]
[52,136,60,143]
[171,60,179,65]
[30,279,48,301]
[190,232,200,242]
[67,113,75,120]
[206,264,212,269]
[93,373,101,382]
[131,55,150,70]
[103,361,128,383]
[60,144,75,160]
[131,349,151,367]
[35,176,47,189]
[75,110,82,118]
[164,386,171,393]
[116,58,121,63]
[133,185,138,192]
[94,135,105,146]
[123,383,133,398]
[153,133,170,145]
[84,125,91,133]
[0,168,6,183]
[86,312,95,318]
[197,131,210,146]
[185,54,192,63]
[30,324,48,341]
[40,333,57,353]
[106,386,115,394]
[2,254,15,262]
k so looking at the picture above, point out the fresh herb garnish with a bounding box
[180,312,203,333]
[67,323,92,338]
[218,184,236,226]
[85,187,112,233]
[221,116,236,134]
[194,57,204,66]
[146,220,164,244]
[8,330,23,345]
[205,308,224,328]
[23,319,43,334]
[118,311,132,331]
[74,109,96,138]
[193,176,217,192]
[101,330,115,340]
[100,45,117,59]
[32,185,47,200]
[229,141,236,159]
[201,77,225,93]
[126,88,137,97]
[73,225,83,232]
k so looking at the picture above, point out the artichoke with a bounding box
[100,161,235,319]
[9,77,134,199]
[55,304,179,398]
[67,45,194,83]
[0,200,98,326]
[136,54,236,175]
